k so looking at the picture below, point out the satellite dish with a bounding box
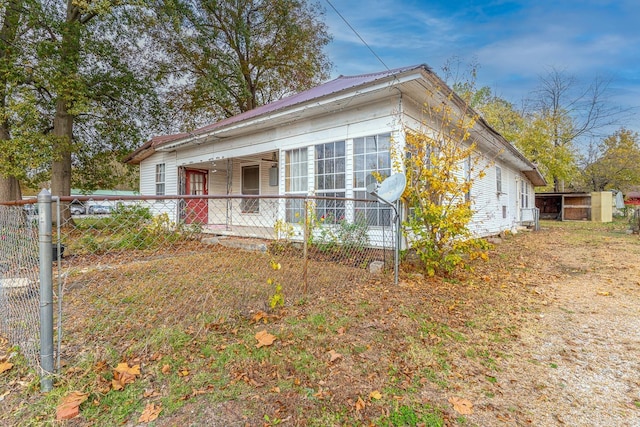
[368,173,406,205]
[365,178,379,194]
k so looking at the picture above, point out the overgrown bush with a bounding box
[110,204,152,229]
[71,211,201,254]
[309,215,369,254]
[399,89,491,276]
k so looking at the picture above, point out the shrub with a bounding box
[398,89,491,276]
[110,204,152,229]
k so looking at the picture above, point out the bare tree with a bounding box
[528,67,625,191]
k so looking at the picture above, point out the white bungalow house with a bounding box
[124,64,545,240]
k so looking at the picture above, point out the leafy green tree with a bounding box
[578,128,640,192]
[43,1,165,202]
[1,0,32,200]
[0,0,24,201]
[148,0,332,129]
[0,1,165,204]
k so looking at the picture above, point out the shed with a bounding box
[535,192,612,222]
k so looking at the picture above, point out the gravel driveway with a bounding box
[469,223,640,426]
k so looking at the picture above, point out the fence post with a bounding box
[302,197,309,294]
[394,200,401,285]
[37,189,54,392]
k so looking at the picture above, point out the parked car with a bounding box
[88,205,112,215]
[70,204,85,215]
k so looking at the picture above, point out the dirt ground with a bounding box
[463,222,640,426]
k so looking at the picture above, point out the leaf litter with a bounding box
[1,223,639,426]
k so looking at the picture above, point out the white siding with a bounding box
[139,86,538,237]
[139,151,178,196]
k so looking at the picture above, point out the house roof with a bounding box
[191,64,427,138]
[123,64,546,186]
[123,65,428,164]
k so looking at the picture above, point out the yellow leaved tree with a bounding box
[398,88,492,276]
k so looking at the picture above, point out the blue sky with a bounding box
[323,0,640,134]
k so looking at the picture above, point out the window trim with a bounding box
[520,179,530,208]
[155,163,166,196]
[496,165,503,194]
[353,133,393,227]
[284,147,309,222]
[315,140,346,223]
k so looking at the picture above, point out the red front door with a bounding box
[185,170,208,224]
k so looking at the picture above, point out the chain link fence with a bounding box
[0,202,40,368]
[53,195,397,362]
[1,194,397,380]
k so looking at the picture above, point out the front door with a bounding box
[185,169,208,224]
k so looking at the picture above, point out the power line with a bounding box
[325,0,390,72]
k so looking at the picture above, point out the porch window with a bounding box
[315,140,345,223]
[496,165,503,194]
[241,165,259,213]
[353,133,392,227]
[285,148,308,222]
[155,163,165,196]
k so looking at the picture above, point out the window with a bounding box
[315,141,345,223]
[187,171,205,195]
[155,163,165,196]
[285,148,308,222]
[521,180,530,208]
[353,133,392,226]
[496,165,503,194]
[241,165,259,213]
[464,155,471,202]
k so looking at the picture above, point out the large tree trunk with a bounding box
[51,2,80,222]
[0,175,22,201]
[51,99,73,222]
[0,0,23,203]
[51,100,73,198]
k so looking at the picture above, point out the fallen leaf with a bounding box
[178,367,189,377]
[143,389,160,398]
[596,291,611,296]
[112,363,141,391]
[93,360,108,372]
[138,403,162,423]
[270,386,280,393]
[252,311,268,323]
[369,390,382,400]
[56,391,89,421]
[336,327,346,335]
[161,364,171,374]
[0,361,13,374]
[255,330,276,348]
[448,396,473,415]
[328,349,342,362]
[355,397,366,411]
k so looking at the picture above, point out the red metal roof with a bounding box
[168,64,427,141]
[125,65,427,163]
